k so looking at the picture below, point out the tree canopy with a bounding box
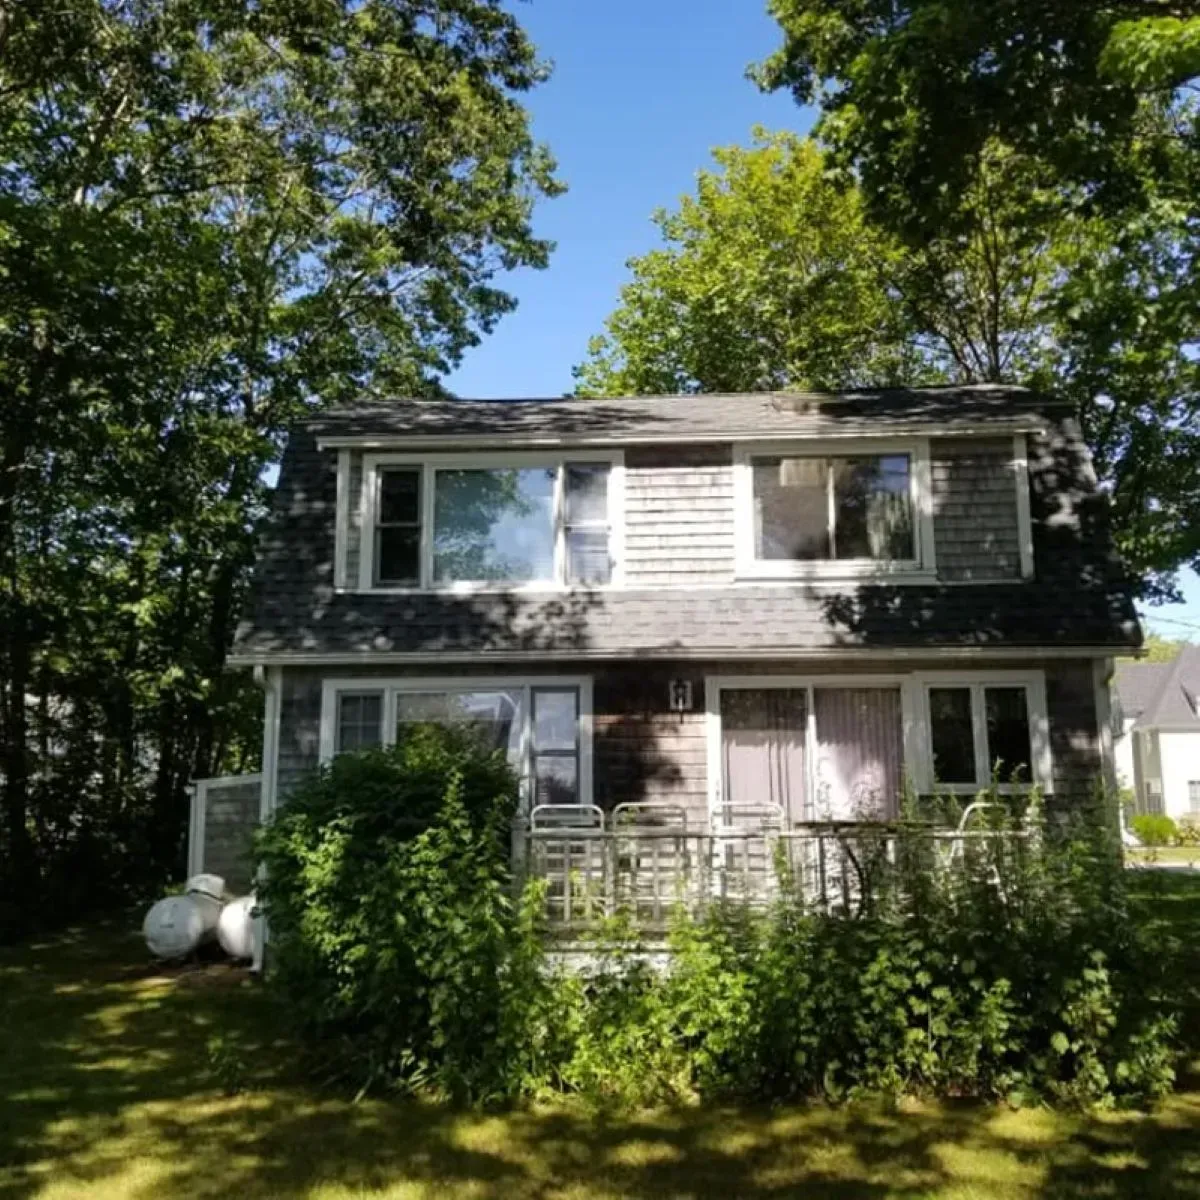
[756,0,1200,240]
[0,0,560,935]
[577,132,1200,598]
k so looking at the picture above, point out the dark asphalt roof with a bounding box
[306,385,1063,445]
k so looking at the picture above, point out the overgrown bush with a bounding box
[262,764,1179,1109]
[1132,813,1178,847]
[256,727,554,1102]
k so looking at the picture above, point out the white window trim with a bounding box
[1012,433,1035,579]
[732,439,936,582]
[916,670,1052,794]
[705,669,1052,819]
[334,449,350,589]
[318,675,594,812]
[356,451,625,593]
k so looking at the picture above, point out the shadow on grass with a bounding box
[2,908,1200,1199]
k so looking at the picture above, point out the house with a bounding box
[226,385,1140,916]
[1114,647,1200,821]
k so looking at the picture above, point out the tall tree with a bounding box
[576,134,1200,598]
[756,0,1200,239]
[575,131,930,396]
[0,0,560,930]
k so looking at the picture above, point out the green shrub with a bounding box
[1176,819,1200,847]
[261,758,1179,1109]
[256,726,549,1102]
[1132,813,1178,847]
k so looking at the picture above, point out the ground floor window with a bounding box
[321,676,592,810]
[922,678,1044,790]
[710,670,1051,823]
[715,681,905,822]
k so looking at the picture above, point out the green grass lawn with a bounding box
[1127,846,1200,868]
[3,877,1200,1199]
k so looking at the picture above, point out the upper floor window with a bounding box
[363,453,623,590]
[734,440,933,579]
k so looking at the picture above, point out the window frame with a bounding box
[319,675,594,812]
[705,669,1053,818]
[358,451,625,593]
[705,673,922,822]
[1188,780,1200,815]
[732,438,936,580]
[917,671,1052,794]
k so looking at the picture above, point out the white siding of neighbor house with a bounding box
[1159,731,1200,820]
[1114,717,1136,793]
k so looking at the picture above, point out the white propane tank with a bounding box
[217,895,258,961]
[142,873,226,960]
[143,894,210,959]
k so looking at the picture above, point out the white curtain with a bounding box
[721,689,808,823]
[813,688,903,820]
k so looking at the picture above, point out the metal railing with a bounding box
[516,802,1031,931]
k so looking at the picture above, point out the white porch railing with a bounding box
[515,802,1031,931]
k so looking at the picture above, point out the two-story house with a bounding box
[229,385,1139,845]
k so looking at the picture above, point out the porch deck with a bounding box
[515,802,1030,931]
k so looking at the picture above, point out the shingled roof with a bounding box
[1116,647,1200,730]
[307,385,1063,446]
[232,387,1140,663]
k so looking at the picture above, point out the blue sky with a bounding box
[444,0,1199,640]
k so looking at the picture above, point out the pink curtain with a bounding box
[812,688,903,820]
[721,689,808,823]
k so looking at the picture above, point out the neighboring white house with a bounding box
[1114,647,1200,821]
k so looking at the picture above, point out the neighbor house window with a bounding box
[323,678,592,809]
[735,442,930,577]
[1189,781,1200,814]
[925,679,1044,790]
[363,454,621,588]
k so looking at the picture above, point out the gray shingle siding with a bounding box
[197,778,260,893]
[624,445,734,586]
[932,438,1022,581]
[1047,660,1103,805]
[234,396,1139,661]
[271,658,1106,817]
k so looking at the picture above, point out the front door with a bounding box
[719,688,809,825]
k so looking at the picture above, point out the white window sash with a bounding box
[319,675,594,811]
[732,438,936,581]
[357,451,624,592]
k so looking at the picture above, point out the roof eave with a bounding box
[313,419,1050,452]
[228,643,1127,668]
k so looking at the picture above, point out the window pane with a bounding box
[565,464,609,524]
[379,469,420,525]
[753,457,830,560]
[566,529,611,585]
[395,689,525,760]
[376,526,420,584]
[433,468,555,583]
[813,687,903,819]
[337,692,382,753]
[533,688,578,752]
[832,456,913,560]
[534,755,578,806]
[984,687,1032,782]
[929,687,976,784]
